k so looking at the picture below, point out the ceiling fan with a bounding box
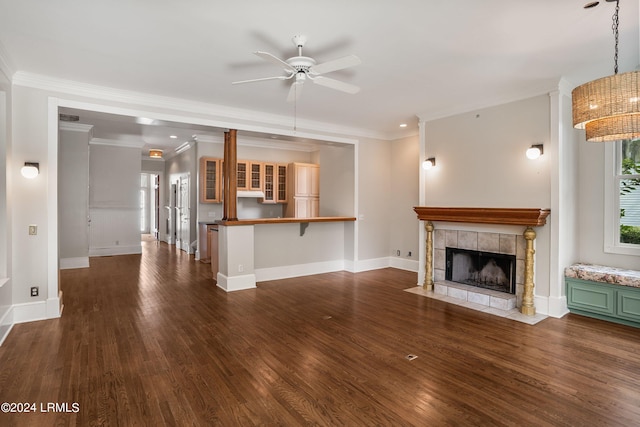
[232,35,361,102]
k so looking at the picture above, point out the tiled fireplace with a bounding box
[413,207,550,316]
[433,229,525,307]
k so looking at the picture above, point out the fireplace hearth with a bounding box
[445,247,516,294]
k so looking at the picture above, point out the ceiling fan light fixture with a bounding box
[572,0,640,141]
[232,35,361,102]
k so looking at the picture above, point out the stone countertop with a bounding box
[565,263,640,288]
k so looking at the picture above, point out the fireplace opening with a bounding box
[445,247,516,294]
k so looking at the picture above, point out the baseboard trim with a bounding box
[255,260,345,282]
[352,257,390,273]
[60,257,90,269]
[547,295,570,318]
[12,301,47,323]
[216,273,257,292]
[0,306,14,346]
[389,257,419,272]
[11,295,62,325]
[89,245,142,257]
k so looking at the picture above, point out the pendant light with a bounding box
[572,0,640,142]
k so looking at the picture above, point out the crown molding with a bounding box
[59,122,94,133]
[89,137,145,149]
[556,77,576,97]
[417,83,559,123]
[12,71,393,141]
[0,40,15,81]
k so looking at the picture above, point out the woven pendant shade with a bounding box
[572,70,640,142]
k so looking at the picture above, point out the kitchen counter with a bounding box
[215,216,356,226]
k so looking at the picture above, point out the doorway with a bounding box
[176,174,191,253]
[140,173,160,240]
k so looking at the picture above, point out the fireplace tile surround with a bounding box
[434,229,526,306]
[413,207,550,316]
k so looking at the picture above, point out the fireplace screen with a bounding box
[445,247,516,294]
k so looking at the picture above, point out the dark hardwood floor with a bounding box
[1,240,640,426]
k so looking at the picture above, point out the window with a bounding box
[605,139,640,255]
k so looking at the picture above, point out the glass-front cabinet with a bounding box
[200,157,221,203]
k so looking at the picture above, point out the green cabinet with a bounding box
[566,278,640,327]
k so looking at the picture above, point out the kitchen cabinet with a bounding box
[277,164,288,203]
[236,161,248,191]
[285,162,319,218]
[237,161,262,191]
[200,157,287,204]
[260,163,288,204]
[200,157,221,203]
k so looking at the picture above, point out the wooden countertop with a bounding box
[215,216,356,226]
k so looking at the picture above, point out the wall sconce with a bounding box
[421,157,436,170]
[149,149,163,159]
[525,144,544,160]
[21,162,39,179]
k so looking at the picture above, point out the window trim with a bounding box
[604,141,640,256]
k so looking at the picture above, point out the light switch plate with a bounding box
[28,225,37,235]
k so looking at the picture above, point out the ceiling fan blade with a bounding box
[232,75,288,85]
[309,54,361,75]
[311,76,360,94]
[254,51,296,73]
[286,80,304,103]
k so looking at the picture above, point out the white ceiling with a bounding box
[1,0,639,150]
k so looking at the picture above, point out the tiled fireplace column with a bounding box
[414,208,550,316]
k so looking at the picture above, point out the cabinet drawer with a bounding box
[566,279,615,315]
[617,289,640,323]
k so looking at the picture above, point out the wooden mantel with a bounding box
[413,206,550,316]
[413,207,550,226]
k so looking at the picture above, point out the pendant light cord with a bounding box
[612,0,619,74]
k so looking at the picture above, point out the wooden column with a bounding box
[222,132,229,220]
[521,227,536,316]
[223,130,238,221]
[424,221,434,291]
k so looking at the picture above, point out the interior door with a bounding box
[177,175,191,253]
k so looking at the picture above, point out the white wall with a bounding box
[424,95,552,298]
[59,126,90,266]
[319,145,355,217]
[11,85,50,305]
[357,138,392,263]
[88,143,141,256]
[0,69,12,342]
[254,222,345,271]
[390,135,419,268]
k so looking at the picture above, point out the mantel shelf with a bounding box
[413,207,550,226]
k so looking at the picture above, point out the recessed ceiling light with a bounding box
[170,135,177,139]
[136,117,154,125]
[399,123,408,128]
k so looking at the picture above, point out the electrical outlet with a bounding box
[396,250,400,256]
[408,251,412,257]
[238,264,244,273]
[28,224,37,235]
[30,286,39,297]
